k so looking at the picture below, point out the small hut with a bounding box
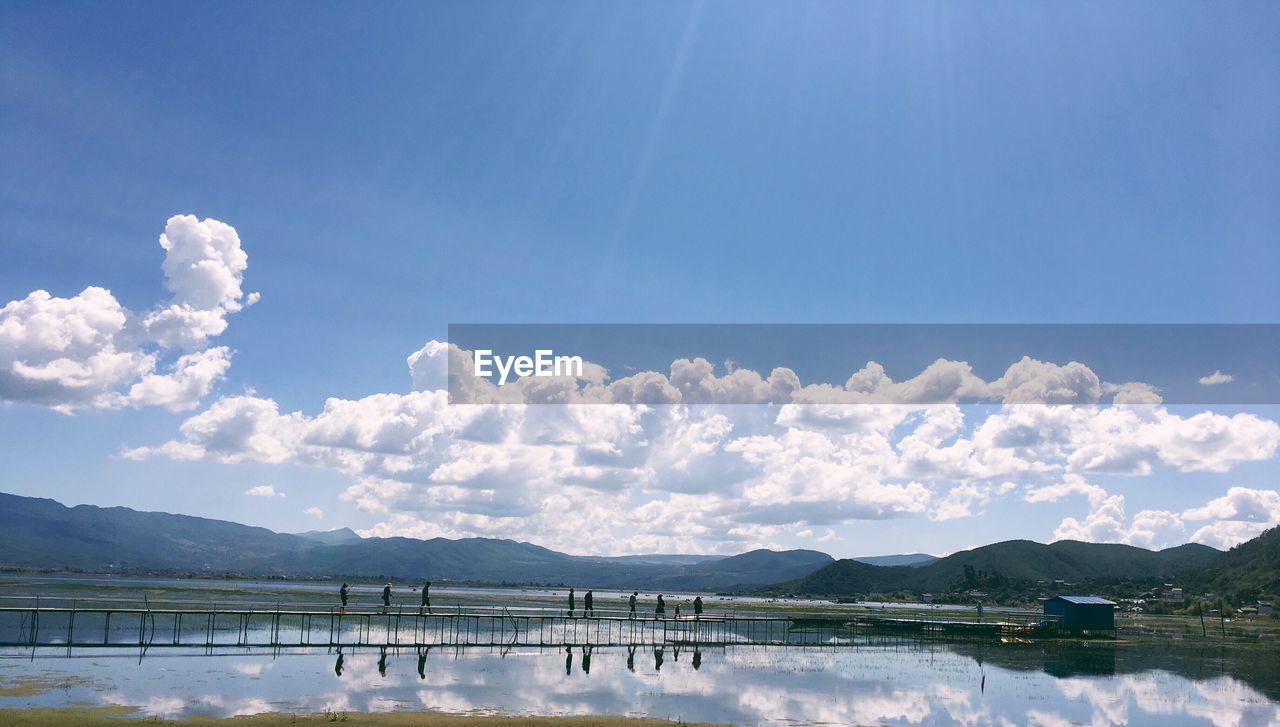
[1043,595,1115,631]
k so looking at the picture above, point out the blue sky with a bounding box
[2,2,1279,557]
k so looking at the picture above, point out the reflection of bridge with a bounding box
[0,602,1059,649]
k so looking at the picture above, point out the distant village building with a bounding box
[1160,585,1184,604]
[1043,595,1116,632]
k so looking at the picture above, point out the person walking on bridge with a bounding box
[339,583,350,612]
[568,587,576,617]
[382,582,393,613]
[584,589,594,617]
[420,580,432,615]
[629,591,638,618]
[694,595,703,619]
[655,594,666,619]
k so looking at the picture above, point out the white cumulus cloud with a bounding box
[0,215,254,413]
[123,340,1280,555]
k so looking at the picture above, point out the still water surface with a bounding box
[2,640,1278,726]
[2,577,1277,725]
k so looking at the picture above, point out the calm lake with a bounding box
[1,577,1278,725]
[3,640,1280,725]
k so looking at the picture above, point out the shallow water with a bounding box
[2,640,1278,726]
[2,577,1276,725]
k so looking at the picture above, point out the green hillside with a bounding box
[1194,526,1280,602]
[764,538,1228,603]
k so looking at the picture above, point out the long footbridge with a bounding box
[0,597,1057,650]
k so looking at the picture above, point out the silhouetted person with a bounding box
[568,588,576,617]
[417,649,427,679]
[584,590,594,617]
[382,582,393,613]
[420,580,432,614]
[582,645,592,674]
[692,647,702,670]
[674,603,681,619]
[565,646,573,675]
[654,646,664,672]
[629,592,638,618]
[339,583,349,612]
[627,645,636,672]
[655,594,666,619]
[693,596,703,619]
[334,648,344,677]
[377,646,388,677]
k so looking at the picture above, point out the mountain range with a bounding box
[2,492,1274,602]
[0,492,831,590]
[766,534,1280,605]
[765,539,1224,597]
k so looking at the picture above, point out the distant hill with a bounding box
[765,539,1224,598]
[0,493,310,572]
[0,492,828,590]
[853,553,938,567]
[625,549,834,591]
[294,528,363,546]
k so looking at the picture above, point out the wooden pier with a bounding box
[0,603,1058,650]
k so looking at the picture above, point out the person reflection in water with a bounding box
[626,645,636,672]
[653,646,664,672]
[334,647,344,677]
[582,645,592,675]
[417,648,428,680]
[692,647,702,670]
[565,646,573,675]
[378,646,388,677]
